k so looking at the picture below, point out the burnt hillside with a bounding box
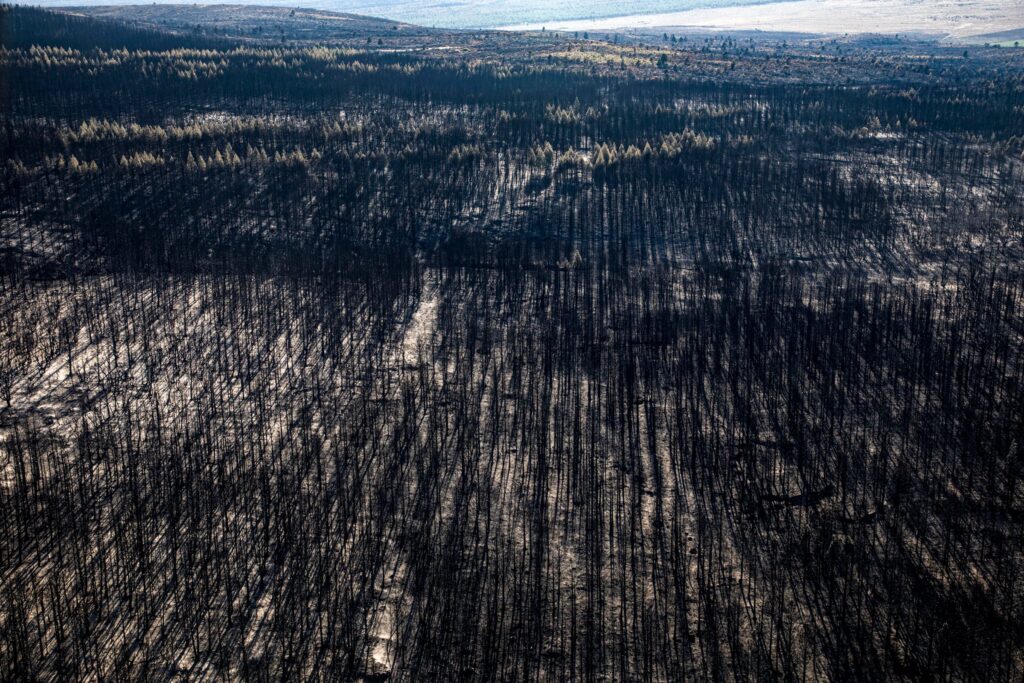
[1,5,1023,681]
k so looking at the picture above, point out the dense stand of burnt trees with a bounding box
[1,5,1023,681]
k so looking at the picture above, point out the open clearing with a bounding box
[503,0,1024,42]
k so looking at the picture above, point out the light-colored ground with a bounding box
[503,0,1024,41]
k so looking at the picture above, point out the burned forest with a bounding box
[1,4,1024,680]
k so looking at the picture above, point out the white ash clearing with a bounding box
[504,0,1024,42]
[398,277,439,368]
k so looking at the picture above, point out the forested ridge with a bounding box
[1,5,1023,680]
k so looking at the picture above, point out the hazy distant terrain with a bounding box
[505,0,1024,43]
[26,0,1024,36]
[27,0,781,29]
[64,3,442,41]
